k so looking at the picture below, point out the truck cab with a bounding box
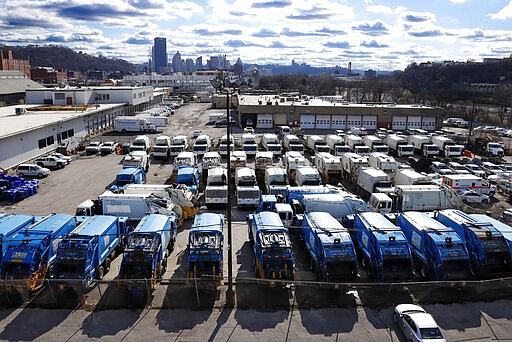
[257,195,294,229]
[368,192,393,213]
[110,167,145,193]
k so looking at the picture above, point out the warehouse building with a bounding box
[237,94,441,131]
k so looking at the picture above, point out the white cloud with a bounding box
[366,5,393,14]
[489,1,512,19]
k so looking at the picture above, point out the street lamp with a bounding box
[210,77,237,307]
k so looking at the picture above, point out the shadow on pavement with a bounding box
[0,308,73,341]
[156,309,214,333]
[80,309,145,339]
[298,308,358,335]
[207,306,233,342]
[426,302,483,331]
[234,309,289,331]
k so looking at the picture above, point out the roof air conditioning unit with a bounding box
[15,108,26,115]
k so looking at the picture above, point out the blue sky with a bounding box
[1,0,512,71]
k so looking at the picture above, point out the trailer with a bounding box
[1,214,77,295]
[187,213,224,288]
[54,215,130,289]
[247,211,295,286]
[153,135,172,159]
[436,209,512,278]
[301,212,358,281]
[396,212,470,280]
[120,214,176,293]
[353,212,413,282]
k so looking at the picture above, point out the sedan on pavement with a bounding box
[460,190,490,204]
[394,304,445,342]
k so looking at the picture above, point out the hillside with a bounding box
[3,45,137,73]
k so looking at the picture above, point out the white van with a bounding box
[17,164,50,178]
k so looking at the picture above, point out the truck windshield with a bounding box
[400,146,413,152]
[190,232,221,249]
[427,146,439,151]
[303,180,321,185]
[76,208,88,216]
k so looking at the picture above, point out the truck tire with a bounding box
[97,266,105,280]
[105,258,111,273]
[37,173,43,178]
[121,129,126,133]
[18,173,24,178]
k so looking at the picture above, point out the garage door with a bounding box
[407,116,421,129]
[316,115,331,129]
[421,116,436,130]
[347,115,361,129]
[392,116,406,130]
[300,114,315,129]
[257,114,273,128]
[331,115,346,129]
[362,115,377,129]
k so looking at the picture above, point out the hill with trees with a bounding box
[2,44,136,73]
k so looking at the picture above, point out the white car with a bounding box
[394,304,445,342]
[464,163,486,178]
[460,190,490,204]
[17,164,50,178]
[49,152,71,164]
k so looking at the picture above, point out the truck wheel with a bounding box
[97,266,105,280]
[18,173,24,178]
[37,173,43,178]
[105,258,111,273]
[121,129,126,133]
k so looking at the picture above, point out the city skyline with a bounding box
[0,1,512,71]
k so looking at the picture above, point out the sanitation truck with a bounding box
[353,212,413,282]
[119,214,176,293]
[409,135,439,157]
[255,151,274,185]
[257,195,294,229]
[114,117,156,133]
[54,215,129,289]
[205,166,228,208]
[385,135,414,157]
[170,135,188,157]
[393,169,431,186]
[152,135,172,159]
[241,133,258,157]
[175,166,199,194]
[76,192,182,225]
[364,135,389,154]
[341,152,369,183]
[235,167,261,208]
[436,209,512,278]
[326,134,349,156]
[431,135,464,157]
[123,183,199,221]
[187,213,224,288]
[129,135,151,153]
[1,214,77,295]
[368,152,398,175]
[110,166,146,193]
[218,134,234,157]
[247,211,295,285]
[356,167,394,198]
[396,211,470,281]
[294,166,322,186]
[282,134,304,153]
[0,214,40,262]
[262,133,282,156]
[307,135,330,153]
[471,214,512,254]
[193,134,211,157]
[264,166,288,196]
[368,185,462,213]
[301,212,358,281]
[345,134,364,152]
[122,151,150,173]
[301,191,372,221]
[315,152,342,185]
[283,151,307,184]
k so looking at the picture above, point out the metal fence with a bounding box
[1,276,512,310]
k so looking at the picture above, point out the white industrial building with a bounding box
[123,72,219,92]
[0,104,126,170]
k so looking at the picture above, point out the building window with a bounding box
[46,135,54,146]
[55,93,65,100]
[38,138,47,149]
[62,131,68,140]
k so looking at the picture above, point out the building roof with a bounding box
[0,70,42,95]
[0,103,124,140]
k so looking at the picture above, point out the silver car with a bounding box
[394,304,445,341]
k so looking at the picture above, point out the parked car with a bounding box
[99,141,118,155]
[34,156,67,169]
[49,152,72,164]
[481,162,503,176]
[17,164,50,178]
[393,304,445,342]
[464,163,486,178]
[85,141,103,155]
[460,190,490,204]
[499,164,512,173]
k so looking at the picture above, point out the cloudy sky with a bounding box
[1,0,512,71]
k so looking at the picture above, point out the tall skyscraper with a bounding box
[172,51,182,72]
[195,56,203,70]
[151,37,167,73]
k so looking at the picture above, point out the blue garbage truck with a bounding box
[53,215,130,288]
[248,211,295,285]
[187,213,224,288]
[354,212,413,282]
[301,212,358,281]
[0,214,76,294]
[175,166,199,195]
[396,211,470,281]
[110,166,145,193]
[119,214,176,291]
[436,209,512,278]
[0,214,40,262]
